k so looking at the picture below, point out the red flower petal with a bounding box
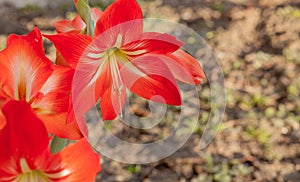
[56,139,101,182]
[100,83,127,120]
[29,66,84,139]
[0,101,99,181]
[0,29,53,101]
[54,8,102,66]
[33,66,73,113]
[70,54,110,121]
[0,111,5,131]
[15,27,49,61]
[39,113,83,139]
[55,15,86,33]
[121,54,181,105]
[70,82,98,123]
[66,105,88,138]
[164,50,205,84]
[72,50,127,121]
[0,100,49,162]
[122,32,183,56]
[95,0,143,37]
[0,29,82,140]
[55,51,70,67]
[44,33,93,68]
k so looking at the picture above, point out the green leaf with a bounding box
[50,136,68,154]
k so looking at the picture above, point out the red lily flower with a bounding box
[45,0,205,121]
[0,28,83,139]
[0,100,101,182]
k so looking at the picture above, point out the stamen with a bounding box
[15,158,49,182]
[88,59,107,86]
[109,53,125,117]
[123,49,147,56]
[114,34,123,48]
[45,169,70,179]
[110,55,123,94]
[20,158,31,173]
[87,52,103,59]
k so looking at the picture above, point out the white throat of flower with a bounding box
[14,158,70,182]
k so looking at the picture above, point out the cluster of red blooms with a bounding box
[0,0,204,181]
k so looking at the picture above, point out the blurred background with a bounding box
[0,0,300,181]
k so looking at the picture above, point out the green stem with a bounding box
[87,18,95,37]
[50,136,68,154]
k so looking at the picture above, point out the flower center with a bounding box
[87,33,146,87]
[14,158,70,182]
[14,158,48,182]
[15,170,48,182]
[107,48,125,92]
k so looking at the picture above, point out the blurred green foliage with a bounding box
[277,6,300,18]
